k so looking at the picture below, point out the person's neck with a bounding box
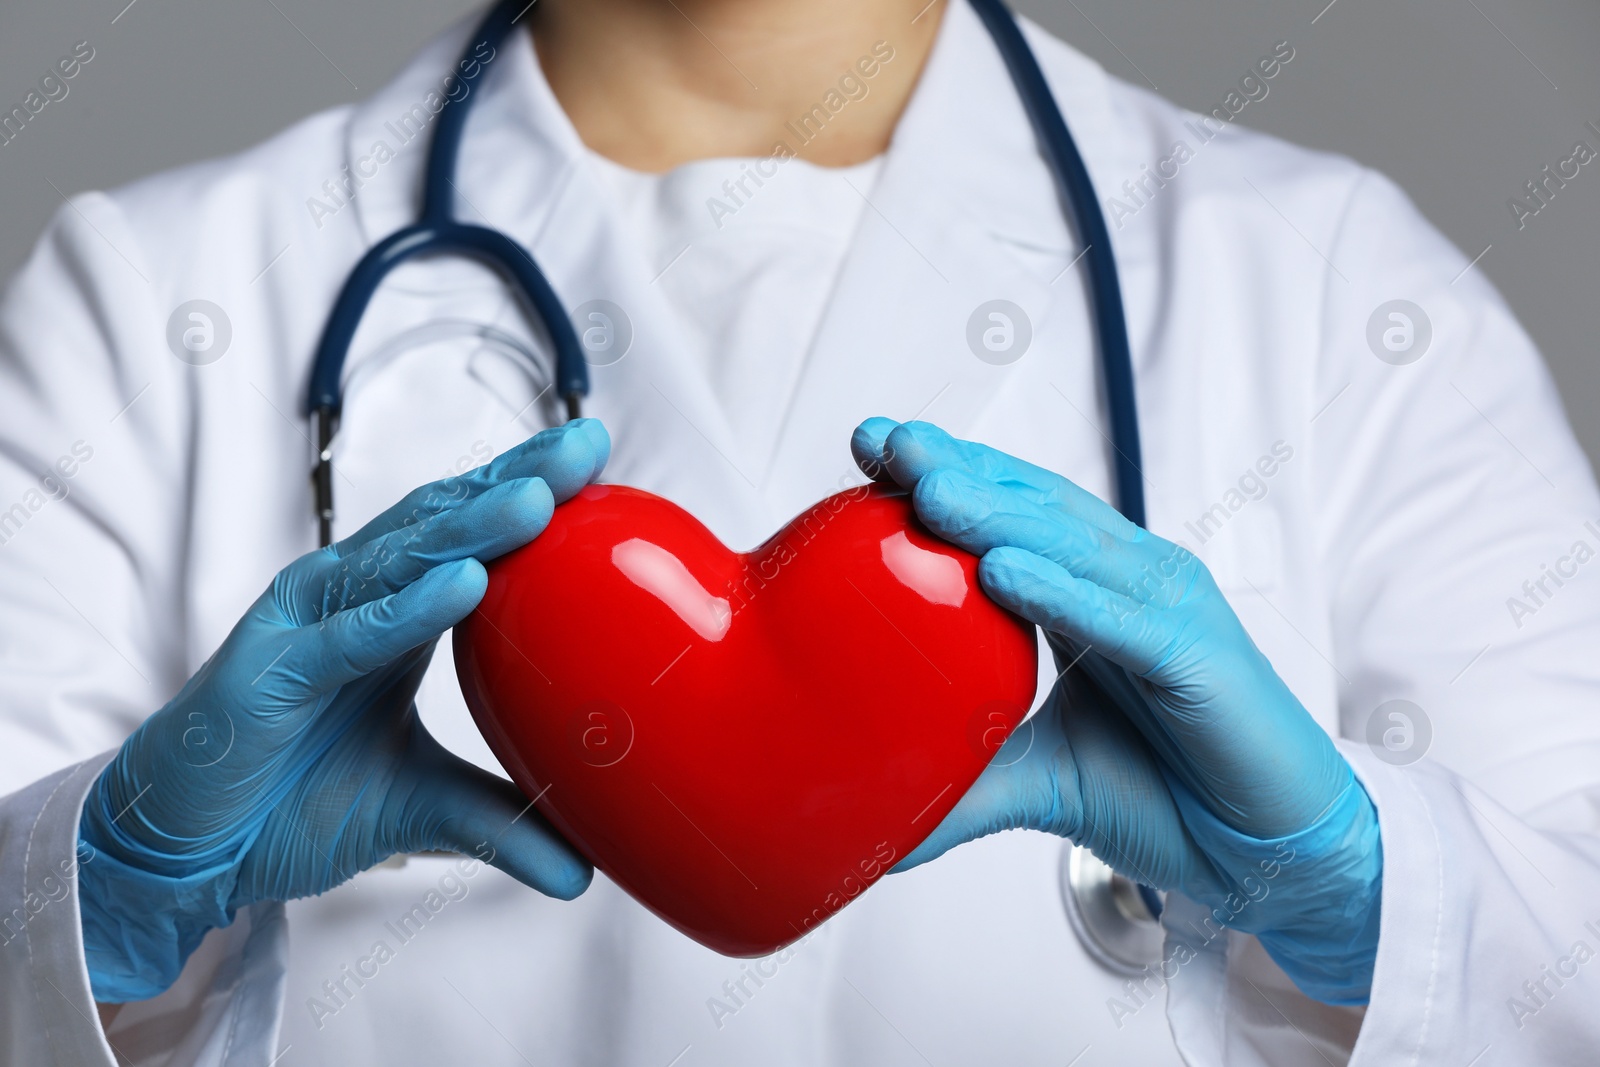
[530,0,946,172]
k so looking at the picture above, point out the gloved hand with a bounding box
[78,420,611,1003]
[852,418,1382,1005]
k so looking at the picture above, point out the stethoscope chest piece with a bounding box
[1060,844,1165,975]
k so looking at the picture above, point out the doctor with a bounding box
[2,0,1599,1062]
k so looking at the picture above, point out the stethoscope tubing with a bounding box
[304,0,1144,542]
[305,0,588,546]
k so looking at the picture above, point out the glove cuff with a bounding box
[77,779,246,1002]
[1167,770,1383,1005]
[76,834,241,1002]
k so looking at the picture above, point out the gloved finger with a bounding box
[893,676,1213,894]
[911,468,1184,605]
[335,419,610,553]
[275,558,488,698]
[849,417,902,481]
[851,419,1134,538]
[1052,668,1219,892]
[388,730,593,900]
[977,547,1180,678]
[472,417,610,502]
[284,477,554,622]
[1045,596,1348,845]
[1042,633,1205,801]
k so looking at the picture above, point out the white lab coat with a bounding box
[3,2,1599,1064]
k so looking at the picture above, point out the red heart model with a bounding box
[454,481,1038,957]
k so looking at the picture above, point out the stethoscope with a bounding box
[303,0,1162,976]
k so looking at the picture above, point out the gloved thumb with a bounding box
[892,713,1075,873]
[385,732,594,900]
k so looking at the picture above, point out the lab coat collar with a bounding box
[338,2,1125,250]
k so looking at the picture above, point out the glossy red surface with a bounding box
[454,482,1038,956]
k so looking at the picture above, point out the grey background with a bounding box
[2,0,1597,465]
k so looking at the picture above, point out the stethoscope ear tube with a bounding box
[304,0,588,547]
[304,217,588,546]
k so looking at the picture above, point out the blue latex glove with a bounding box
[78,420,611,1003]
[852,418,1382,1005]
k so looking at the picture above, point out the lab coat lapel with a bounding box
[763,0,1129,512]
[340,15,772,547]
